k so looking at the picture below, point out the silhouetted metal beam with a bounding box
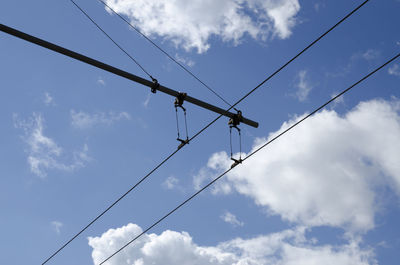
[0,23,258,128]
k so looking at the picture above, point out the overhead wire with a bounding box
[97,0,235,108]
[41,1,370,263]
[69,0,154,80]
[99,49,400,265]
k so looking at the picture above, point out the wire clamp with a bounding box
[151,78,159,93]
[177,138,189,150]
[230,158,242,169]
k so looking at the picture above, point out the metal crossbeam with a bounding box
[0,23,259,128]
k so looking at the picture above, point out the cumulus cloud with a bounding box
[221,211,244,227]
[295,70,312,102]
[104,0,300,53]
[14,113,91,177]
[88,224,375,265]
[194,99,400,233]
[388,64,400,77]
[70,110,130,129]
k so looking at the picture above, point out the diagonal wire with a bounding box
[41,1,369,263]
[99,50,400,265]
[69,0,155,80]
[97,0,234,108]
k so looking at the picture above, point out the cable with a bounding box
[97,0,234,108]
[69,0,154,80]
[42,1,368,263]
[99,50,400,265]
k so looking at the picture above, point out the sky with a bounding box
[1,0,400,264]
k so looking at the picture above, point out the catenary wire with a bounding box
[42,1,369,263]
[99,50,400,265]
[97,0,234,108]
[69,0,154,79]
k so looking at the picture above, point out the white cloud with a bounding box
[329,92,345,109]
[88,224,375,265]
[97,77,106,86]
[221,211,244,227]
[194,99,400,233]
[295,70,312,102]
[327,49,381,78]
[70,110,131,129]
[163,176,179,190]
[175,53,195,67]
[14,113,91,177]
[252,0,301,39]
[314,3,325,12]
[104,0,300,53]
[360,49,380,61]
[388,64,400,77]
[51,221,63,235]
[44,92,54,106]
[143,93,151,108]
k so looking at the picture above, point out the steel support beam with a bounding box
[0,23,258,128]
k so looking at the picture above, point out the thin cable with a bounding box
[69,0,154,79]
[42,2,368,263]
[99,51,400,265]
[229,127,233,158]
[239,129,242,160]
[184,110,189,140]
[97,0,234,108]
[175,107,180,139]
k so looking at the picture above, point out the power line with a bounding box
[97,0,234,108]
[39,0,369,263]
[69,0,154,79]
[99,50,400,265]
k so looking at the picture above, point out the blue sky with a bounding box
[1,0,400,264]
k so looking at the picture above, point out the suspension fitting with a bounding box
[174,92,189,149]
[228,110,243,168]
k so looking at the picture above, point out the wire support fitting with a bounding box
[151,77,159,93]
[228,110,243,129]
[174,92,187,111]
